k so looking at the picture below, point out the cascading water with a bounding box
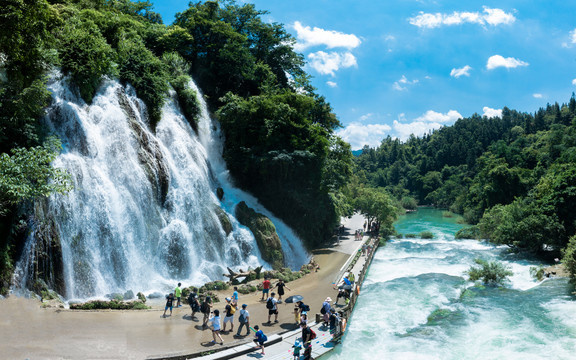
[325,208,576,360]
[15,74,308,300]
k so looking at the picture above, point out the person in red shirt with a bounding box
[261,277,271,301]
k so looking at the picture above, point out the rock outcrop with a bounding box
[235,201,284,269]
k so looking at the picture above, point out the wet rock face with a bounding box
[235,201,284,269]
[117,88,170,205]
[214,206,233,236]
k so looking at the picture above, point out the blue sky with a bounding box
[152,1,576,149]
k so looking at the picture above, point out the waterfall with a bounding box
[16,74,308,300]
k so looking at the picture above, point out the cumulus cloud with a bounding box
[572,79,576,85]
[308,51,357,76]
[415,110,462,123]
[336,122,392,149]
[570,29,576,44]
[326,81,338,88]
[483,106,502,118]
[450,65,472,78]
[293,21,361,51]
[486,55,529,70]
[409,7,515,28]
[533,93,543,98]
[393,75,419,91]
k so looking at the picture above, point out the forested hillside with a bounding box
[0,0,355,294]
[356,99,576,274]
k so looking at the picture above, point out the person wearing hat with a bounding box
[222,297,235,332]
[321,297,332,326]
[236,304,250,336]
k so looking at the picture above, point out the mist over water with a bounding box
[325,208,576,360]
[14,75,308,300]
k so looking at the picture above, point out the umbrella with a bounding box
[284,295,304,303]
[340,284,352,291]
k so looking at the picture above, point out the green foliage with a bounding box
[419,231,434,239]
[455,226,480,239]
[529,266,546,281]
[116,36,169,128]
[401,196,418,210]
[466,258,513,286]
[58,16,113,102]
[70,299,149,310]
[562,235,576,281]
[0,138,71,216]
[202,280,229,291]
[353,187,398,235]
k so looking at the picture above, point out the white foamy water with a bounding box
[325,208,576,360]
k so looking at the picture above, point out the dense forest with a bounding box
[355,99,576,276]
[0,0,364,295]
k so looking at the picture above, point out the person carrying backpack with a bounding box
[300,321,316,359]
[252,325,267,355]
[222,297,235,333]
[188,292,200,319]
[236,304,250,336]
[201,296,213,328]
[266,292,279,323]
[321,297,332,326]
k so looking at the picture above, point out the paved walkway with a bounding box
[191,214,377,360]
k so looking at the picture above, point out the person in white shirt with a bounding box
[236,304,250,336]
[209,309,224,345]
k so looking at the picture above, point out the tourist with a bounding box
[261,277,271,301]
[209,309,224,345]
[329,308,340,339]
[231,286,239,306]
[236,304,250,336]
[300,321,315,359]
[266,292,279,323]
[188,292,200,319]
[222,297,235,332]
[321,297,332,326]
[163,293,174,317]
[174,282,182,307]
[275,279,290,302]
[292,339,302,360]
[252,325,267,355]
[293,305,301,324]
[362,243,367,256]
[201,296,213,327]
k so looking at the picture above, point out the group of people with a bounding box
[160,273,346,357]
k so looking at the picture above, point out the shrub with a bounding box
[70,299,149,310]
[419,231,434,239]
[455,226,480,239]
[562,235,576,281]
[466,258,513,286]
[405,234,417,238]
[529,266,546,281]
[442,211,453,218]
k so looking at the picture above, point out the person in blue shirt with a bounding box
[253,325,267,355]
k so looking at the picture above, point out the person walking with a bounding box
[188,292,200,319]
[261,277,271,301]
[266,292,279,323]
[174,283,182,307]
[201,296,213,328]
[222,297,235,333]
[163,293,174,317]
[275,279,290,302]
[209,309,224,345]
[252,325,267,355]
[231,286,239,306]
[300,321,315,360]
[321,297,332,326]
[236,304,250,336]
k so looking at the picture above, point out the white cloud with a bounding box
[336,122,392,149]
[409,7,515,28]
[570,29,576,44]
[415,110,462,123]
[572,78,576,85]
[483,106,502,118]
[308,51,357,76]
[450,65,472,78]
[359,113,373,121]
[393,75,419,91]
[293,21,361,51]
[486,55,529,70]
[326,81,338,88]
[533,93,543,98]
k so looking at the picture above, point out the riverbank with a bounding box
[0,215,368,359]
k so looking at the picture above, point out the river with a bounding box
[324,208,576,360]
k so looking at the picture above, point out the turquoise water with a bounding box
[324,208,576,360]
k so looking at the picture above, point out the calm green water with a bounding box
[324,208,576,360]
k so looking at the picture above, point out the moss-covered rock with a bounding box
[216,187,224,201]
[214,206,233,236]
[235,201,284,269]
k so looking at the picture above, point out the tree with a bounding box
[0,138,71,216]
[466,258,513,286]
[354,187,398,235]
